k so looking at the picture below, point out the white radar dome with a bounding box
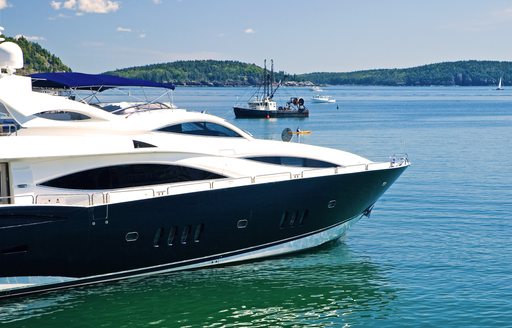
[0,41,24,71]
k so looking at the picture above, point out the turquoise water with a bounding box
[1,86,512,327]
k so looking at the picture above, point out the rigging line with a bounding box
[234,85,257,106]
[270,78,283,99]
[249,83,262,101]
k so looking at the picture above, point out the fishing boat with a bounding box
[311,95,336,103]
[496,77,504,90]
[0,39,409,299]
[233,60,309,118]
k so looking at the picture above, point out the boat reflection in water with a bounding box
[0,241,396,326]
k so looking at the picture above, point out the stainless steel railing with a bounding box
[0,123,18,136]
[0,156,409,207]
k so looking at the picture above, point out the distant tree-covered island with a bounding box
[299,61,512,86]
[104,60,289,87]
[107,60,511,87]
[5,37,511,87]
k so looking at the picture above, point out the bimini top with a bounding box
[30,72,176,91]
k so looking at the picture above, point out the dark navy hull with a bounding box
[0,166,407,298]
[234,107,309,118]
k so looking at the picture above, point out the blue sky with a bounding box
[1,0,512,74]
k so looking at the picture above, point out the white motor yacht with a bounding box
[0,39,409,299]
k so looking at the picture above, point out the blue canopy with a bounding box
[30,72,175,91]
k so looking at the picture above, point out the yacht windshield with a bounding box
[158,122,242,137]
[246,156,338,168]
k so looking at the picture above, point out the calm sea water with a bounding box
[1,86,512,327]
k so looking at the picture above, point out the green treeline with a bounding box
[300,61,512,86]
[104,60,288,86]
[107,60,512,87]
[4,36,511,87]
[6,36,71,75]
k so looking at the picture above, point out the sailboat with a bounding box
[496,78,504,90]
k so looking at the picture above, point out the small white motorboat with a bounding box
[311,95,336,103]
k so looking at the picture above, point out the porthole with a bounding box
[237,219,248,229]
[181,225,191,244]
[125,232,139,242]
[153,227,164,247]
[289,211,298,226]
[167,226,177,246]
[194,224,204,242]
[279,212,288,228]
[298,210,308,226]
[328,200,336,209]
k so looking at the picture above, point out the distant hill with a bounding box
[107,60,512,87]
[104,60,288,86]
[299,61,512,86]
[2,35,509,86]
[5,36,71,75]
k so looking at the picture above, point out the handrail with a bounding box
[0,155,409,207]
[389,153,410,168]
[0,123,18,136]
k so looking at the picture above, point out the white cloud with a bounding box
[0,0,11,10]
[152,0,162,4]
[63,0,77,10]
[48,12,71,20]
[244,28,255,34]
[50,1,61,10]
[50,0,119,14]
[117,27,132,32]
[494,6,512,19]
[14,34,46,42]
[79,0,119,13]
[116,27,147,39]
